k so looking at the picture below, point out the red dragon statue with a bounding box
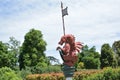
[57,34,83,66]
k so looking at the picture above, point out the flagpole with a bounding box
[61,2,65,35]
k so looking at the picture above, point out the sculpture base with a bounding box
[62,64,75,78]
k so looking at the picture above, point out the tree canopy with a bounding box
[0,41,9,68]
[112,40,120,66]
[100,43,117,68]
[78,45,100,69]
[19,29,47,70]
[0,37,20,69]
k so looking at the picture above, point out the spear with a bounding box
[61,2,68,35]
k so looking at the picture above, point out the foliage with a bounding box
[17,67,32,80]
[26,73,64,80]
[31,65,62,74]
[82,57,100,69]
[47,56,60,65]
[77,62,85,69]
[100,43,117,68]
[73,69,101,80]
[112,40,120,66]
[0,37,20,69]
[0,41,10,68]
[19,28,47,70]
[78,45,100,69]
[7,37,20,69]
[26,67,120,80]
[83,67,120,80]
[0,67,22,80]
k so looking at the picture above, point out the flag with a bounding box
[61,2,68,17]
[62,7,68,17]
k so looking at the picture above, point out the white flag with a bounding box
[62,7,68,17]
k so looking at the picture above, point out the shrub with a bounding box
[83,67,120,80]
[26,73,64,80]
[77,62,85,69]
[0,67,22,80]
[73,69,101,80]
[31,65,62,74]
[26,67,120,80]
[82,57,100,69]
[103,67,113,80]
[18,67,32,79]
[103,67,120,80]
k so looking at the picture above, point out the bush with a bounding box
[103,67,120,80]
[77,62,85,69]
[26,73,64,80]
[82,57,100,69]
[83,67,120,80]
[103,67,113,80]
[26,67,120,80]
[73,69,101,80]
[31,65,62,74]
[18,67,32,80]
[0,67,22,80]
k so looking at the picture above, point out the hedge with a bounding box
[26,67,120,80]
[0,67,22,80]
[26,73,65,80]
[83,67,120,80]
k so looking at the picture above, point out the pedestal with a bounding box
[62,64,75,80]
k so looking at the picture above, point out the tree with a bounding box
[7,37,20,69]
[0,41,9,68]
[112,40,120,66]
[19,29,47,70]
[100,43,117,68]
[82,57,100,69]
[78,45,100,69]
[0,37,20,69]
[47,56,60,65]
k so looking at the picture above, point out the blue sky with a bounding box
[0,0,120,63]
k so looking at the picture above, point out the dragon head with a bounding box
[58,34,75,45]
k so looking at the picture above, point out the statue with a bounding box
[57,34,83,78]
[58,2,83,80]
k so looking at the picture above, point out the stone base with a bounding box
[62,64,75,78]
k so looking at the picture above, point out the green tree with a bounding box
[82,57,100,69]
[47,56,60,65]
[78,45,100,69]
[0,41,10,68]
[7,37,20,69]
[0,38,20,69]
[100,43,117,68]
[19,29,47,70]
[112,40,120,66]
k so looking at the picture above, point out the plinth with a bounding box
[62,64,75,80]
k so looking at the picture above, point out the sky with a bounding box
[0,0,120,63]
